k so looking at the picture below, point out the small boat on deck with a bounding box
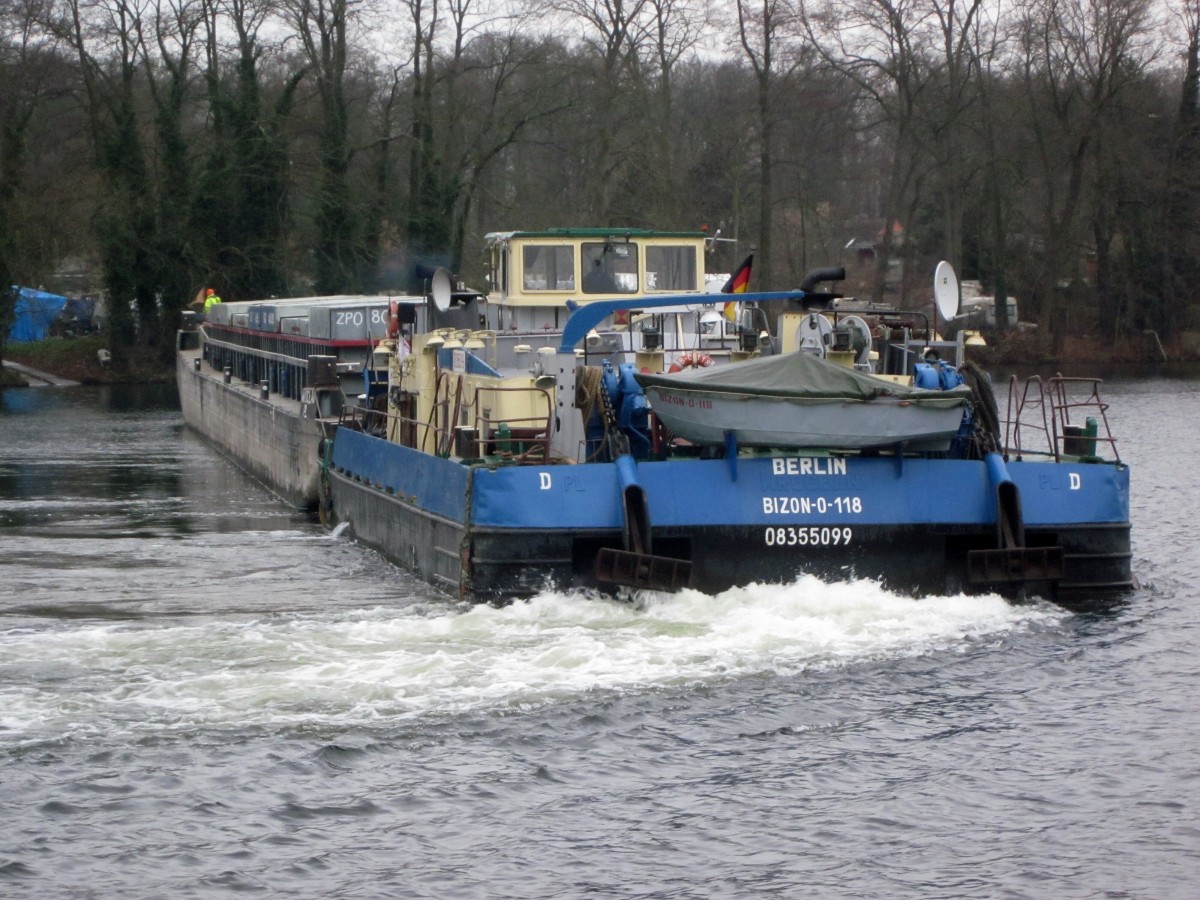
[635,350,972,452]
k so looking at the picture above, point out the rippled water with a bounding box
[1,379,1197,898]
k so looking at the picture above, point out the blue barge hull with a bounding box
[327,428,1132,605]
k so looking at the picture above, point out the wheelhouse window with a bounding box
[522,245,575,291]
[645,245,697,291]
[582,241,638,294]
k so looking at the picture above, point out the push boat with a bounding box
[177,228,1133,606]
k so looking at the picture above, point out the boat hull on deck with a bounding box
[641,384,967,451]
[326,427,1133,606]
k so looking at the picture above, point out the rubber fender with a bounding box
[985,452,1024,548]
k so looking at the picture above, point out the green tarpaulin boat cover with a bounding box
[635,352,971,408]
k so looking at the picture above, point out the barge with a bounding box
[179,228,1133,606]
[176,290,481,508]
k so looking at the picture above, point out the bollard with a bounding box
[223,367,231,384]
[260,381,270,400]
[194,357,201,372]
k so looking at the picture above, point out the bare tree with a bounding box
[388,1,574,271]
[446,34,576,266]
[401,0,444,259]
[768,57,862,281]
[970,9,1015,329]
[139,0,203,351]
[56,0,161,362]
[197,0,302,298]
[1013,0,1159,345]
[1159,0,1200,339]
[360,62,407,289]
[799,0,931,304]
[634,0,710,222]
[284,0,366,293]
[734,0,803,291]
[1,0,1195,364]
[0,0,60,361]
[922,0,988,271]
[543,0,653,220]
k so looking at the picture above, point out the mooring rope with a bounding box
[575,365,604,429]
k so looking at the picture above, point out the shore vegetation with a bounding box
[1,0,1198,374]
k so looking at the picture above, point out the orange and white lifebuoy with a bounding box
[668,352,714,373]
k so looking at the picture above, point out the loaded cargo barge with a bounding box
[176,290,480,508]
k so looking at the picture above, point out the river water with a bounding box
[1,377,1197,898]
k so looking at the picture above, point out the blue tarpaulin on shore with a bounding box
[9,287,68,342]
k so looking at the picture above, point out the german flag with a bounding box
[721,253,753,320]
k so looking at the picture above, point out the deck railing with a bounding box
[200,329,312,401]
[1003,375,1119,463]
[339,377,556,465]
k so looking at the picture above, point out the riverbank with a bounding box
[2,360,80,387]
[973,329,1190,367]
[2,336,173,387]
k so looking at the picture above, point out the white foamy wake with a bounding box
[0,577,1063,742]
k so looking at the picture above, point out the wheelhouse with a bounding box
[483,229,709,329]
